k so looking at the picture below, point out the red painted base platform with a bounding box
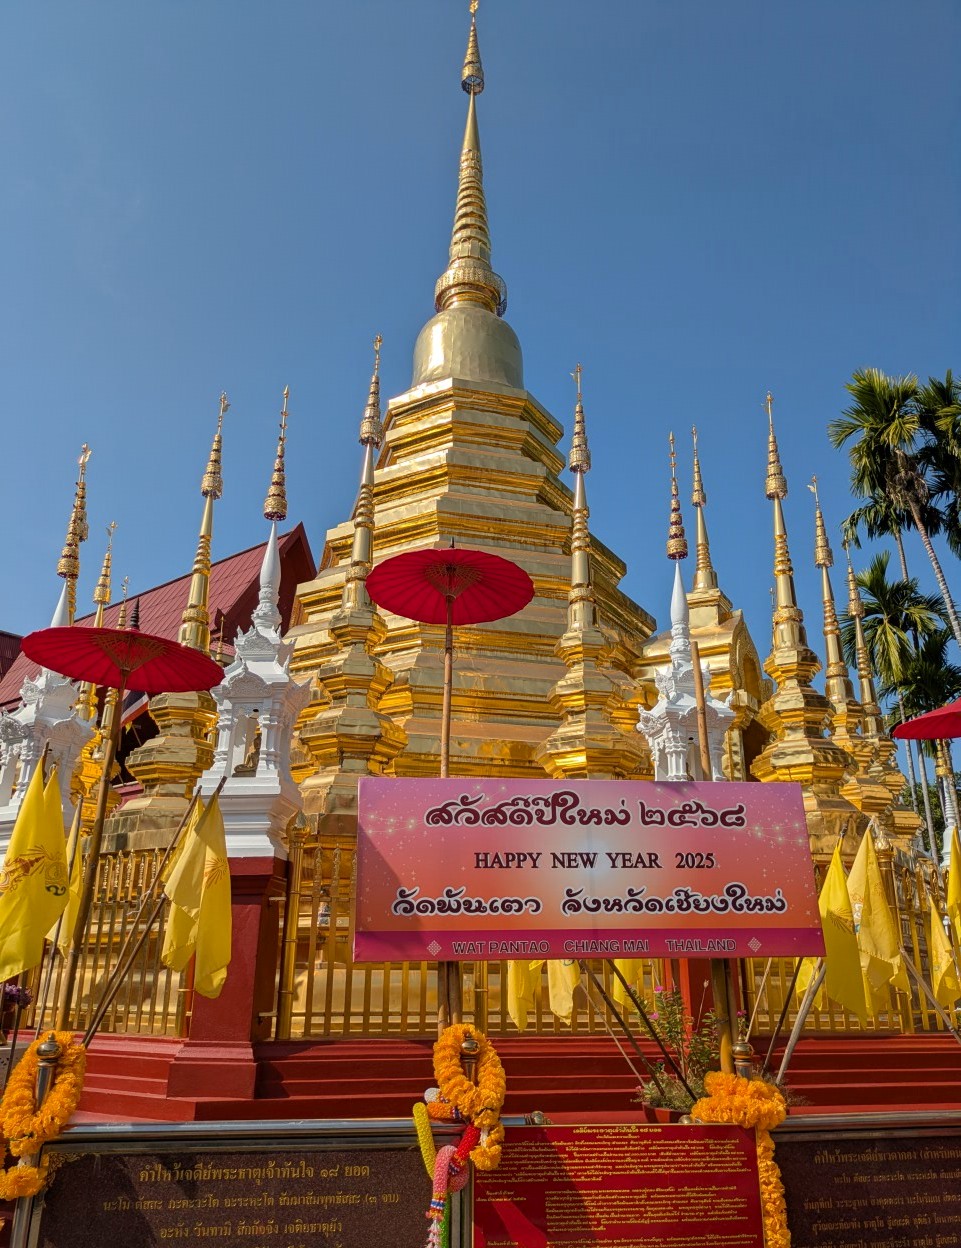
[71,1032,961,1124]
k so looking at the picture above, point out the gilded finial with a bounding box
[93,522,117,606]
[117,577,130,628]
[264,387,289,521]
[764,391,787,500]
[843,541,864,620]
[667,432,688,561]
[201,393,227,499]
[435,0,505,316]
[359,335,385,448]
[568,364,591,473]
[462,0,484,94]
[808,476,833,568]
[57,443,92,624]
[691,426,706,507]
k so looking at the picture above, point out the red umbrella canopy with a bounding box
[366,547,535,626]
[20,626,225,695]
[891,698,961,741]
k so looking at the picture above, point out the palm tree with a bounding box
[829,367,961,650]
[841,496,911,580]
[918,371,961,561]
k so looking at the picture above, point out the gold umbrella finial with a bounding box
[764,391,787,500]
[201,394,227,499]
[809,475,833,569]
[463,0,484,93]
[117,576,130,628]
[359,335,385,448]
[57,443,93,623]
[264,387,289,521]
[568,364,591,473]
[667,431,688,561]
[93,521,117,606]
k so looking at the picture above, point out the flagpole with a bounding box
[776,958,825,1083]
[33,799,85,1034]
[57,683,124,1029]
[81,781,220,1045]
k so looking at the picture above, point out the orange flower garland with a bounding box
[691,1072,790,1248]
[0,1031,86,1201]
[425,1024,506,1171]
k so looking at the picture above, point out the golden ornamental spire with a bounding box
[434,1,506,318]
[766,395,807,649]
[201,393,228,500]
[567,366,596,630]
[180,396,227,654]
[690,426,718,592]
[666,433,688,561]
[93,521,117,609]
[810,476,834,569]
[359,335,385,448]
[264,387,289,522]
[764,392,787,500]
[844,542,882,735]
[117,577,130,629]
[57,444,91,625]
[568,363,591,473]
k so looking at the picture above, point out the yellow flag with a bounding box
[929,905,961,1008]
[612,959,642,1008]
[804,844,867,1023]
[946,826,961,947]
[0,766,69,981]
[848,831,908,1014]
[506,960,537,1031]
[54,822,82,958]
[162,796,232,999]
[544,960,580,1025]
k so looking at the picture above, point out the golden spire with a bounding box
[79,522,117,720]
[568,363,591,472]
[690,426,718,591]
[57,444,91,625]
[568,366,596,630]
[359,335,384,447]
[93,522,117,612]
[666,433,688,561]
[264,387,289,522]
[180,396,227,654]
[764,391,787,500]
[765,394,807,649]
[117,577,130,629]
[844,542,883,736]
[809,478,855,704]
[434,1,506,318]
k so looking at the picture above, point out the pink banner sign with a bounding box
[354,779,824,962]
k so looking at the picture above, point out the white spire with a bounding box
[252,521,282,635]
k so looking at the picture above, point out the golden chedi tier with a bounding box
[289,9,655,810]
[749,394,859,859]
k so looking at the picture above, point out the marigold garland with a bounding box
[425,1023,506,1171]
[691,1072,790,1248]
[0,1030,86,1202]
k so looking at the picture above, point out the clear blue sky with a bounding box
[1,1,958,670]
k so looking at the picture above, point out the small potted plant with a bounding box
[635,985,726,1119]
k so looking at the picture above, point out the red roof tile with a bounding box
[0,524,314,709]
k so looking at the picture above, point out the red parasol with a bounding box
[20,626,224,695]
[891,698,961,741]
[19,621,224,1030]
[366,547,534,627]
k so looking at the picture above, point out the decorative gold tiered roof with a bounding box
[750,395,859,856]
[264,388,289,523]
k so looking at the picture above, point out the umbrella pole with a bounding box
[440,597,453,781]
[438,596,463,1027]
[56,677,125,1030]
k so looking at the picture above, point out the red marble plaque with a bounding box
[474,1123,765,1247]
